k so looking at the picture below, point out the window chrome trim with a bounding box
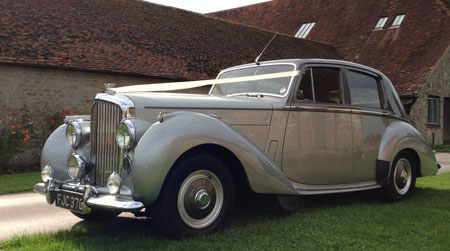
[293,64,344,105]
[209,63,298,98]
[287,104,408,122]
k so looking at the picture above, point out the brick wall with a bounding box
[410,45,450,145]
[0,64,208,171]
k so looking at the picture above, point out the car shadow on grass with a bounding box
[65,186,446,245]
[71,189,382,234]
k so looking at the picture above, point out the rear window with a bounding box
[347,70,381,109]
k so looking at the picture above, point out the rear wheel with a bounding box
[382,151,416,201]
[151,154,235,238]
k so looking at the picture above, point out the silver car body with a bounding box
[35,59,438,213]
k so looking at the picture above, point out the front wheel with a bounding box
[151,154,235,238]
[382,151,416,201]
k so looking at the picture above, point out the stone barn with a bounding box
[0,0,339,171]
[210,0,450,145]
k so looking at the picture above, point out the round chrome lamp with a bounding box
[68,154,85,179]
[41,164,53,182]
[66,121,82,148]
[116,120,136,150]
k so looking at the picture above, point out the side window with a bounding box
[312,68,342,104]
[295,67,342,104]
[347,70,381,109]
[296,68,314,102]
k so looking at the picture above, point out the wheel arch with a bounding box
[164,144,251,199]
[378,121,438,179]
[130,111,297,207]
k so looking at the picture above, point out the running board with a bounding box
[293,182,382,195]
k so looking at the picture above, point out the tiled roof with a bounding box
[0,0,339,81]
[210,0,450,95]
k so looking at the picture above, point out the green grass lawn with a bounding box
[1,173,450,250]
[0,172,41,194]
[431,144,450,152]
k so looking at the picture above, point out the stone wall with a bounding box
[410,45,450,145]
[0,64,208,171]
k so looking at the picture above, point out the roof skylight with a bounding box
[294,22,316,39]
[374,17,388,29]
[391,14,406,27]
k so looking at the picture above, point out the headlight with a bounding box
[107,172,121,195]
[116,120,136,150]
[66,121,82,148]
[68,155,85,179]
[41,164,53,182]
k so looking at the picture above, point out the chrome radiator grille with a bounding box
[90,101,123,186]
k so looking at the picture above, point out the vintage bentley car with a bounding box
[34,59,439,238]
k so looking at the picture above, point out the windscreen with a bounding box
[211,64,296,97]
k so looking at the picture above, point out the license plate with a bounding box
[55,191,84,213]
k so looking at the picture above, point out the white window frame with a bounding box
[374,17,388,29]
[428,96,440,125]
[391,14,406,27]
[294,22,316,39]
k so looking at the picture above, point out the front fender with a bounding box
[41,125,73,181]
[378,121,438,177]
[41,122,90,181]
[130,112,297,206]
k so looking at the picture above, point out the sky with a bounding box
[144,0,271,14]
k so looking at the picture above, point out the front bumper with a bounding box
[33,179,144,214]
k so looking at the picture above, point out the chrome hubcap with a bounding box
[178,170,223,229]
[394,158,412,195]
[195,189,211,209]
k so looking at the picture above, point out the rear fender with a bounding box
[378,121,438,178]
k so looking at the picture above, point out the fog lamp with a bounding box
[68,154,85,179]
[41,164,53,183]
[107,172,121,195]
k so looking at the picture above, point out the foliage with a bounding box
[0,172,41,194]
[46,109,71,131]
[431,144,450,152]
[1,173,450,250]
[0,104,34,173]
[0,105,71,174]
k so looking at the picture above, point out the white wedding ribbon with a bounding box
[110,70,300,93]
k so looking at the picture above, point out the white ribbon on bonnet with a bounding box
[109,70,301,93]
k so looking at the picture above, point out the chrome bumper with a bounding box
[33,180,144,214]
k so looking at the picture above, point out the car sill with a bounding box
[292,181,382,195]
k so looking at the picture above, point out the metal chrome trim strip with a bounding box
[288,104,408,122]
[292,181,382,195]
[144,106,272,110]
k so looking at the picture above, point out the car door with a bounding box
[344,68,391,182]
[282,66,353,185]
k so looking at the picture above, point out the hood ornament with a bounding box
[104,83,117,95]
